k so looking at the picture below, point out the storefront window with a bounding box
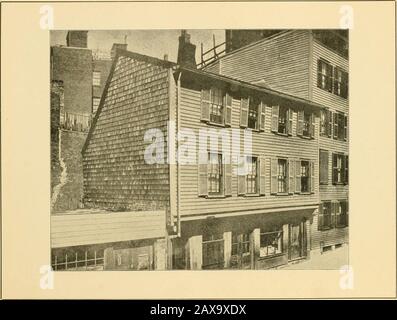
[259,230,283,258]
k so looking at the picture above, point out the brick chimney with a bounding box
[111,43,128,59]
[177,30,197,69]
[66,31,88,48]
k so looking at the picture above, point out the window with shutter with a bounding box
[259,156,266,195]
[240,98,249,128]
[201,89,211,122]
[208,152,223,196]
[319,149,329,185]
[259,102,266,131]
[198,152,208,196]
[246,156,258,194]
[223,153,232,196]
[278,106,288,135]
[271,105,279,133]
[344,115,348,141]
[317,59,333,92]
[318,201,332,230]
[344,155,349,185]
[275,158,287,194]
[318,203,324,231]
[224,93,232,127]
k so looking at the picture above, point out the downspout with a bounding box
[176,71,182,237]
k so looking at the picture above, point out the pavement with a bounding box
[280,245,349,270]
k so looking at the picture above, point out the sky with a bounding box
[50,30,225,63]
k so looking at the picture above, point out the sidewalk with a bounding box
[281,245,349,270]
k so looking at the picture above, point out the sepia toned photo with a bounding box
[50,29,349,271]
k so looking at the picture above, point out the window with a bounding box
[333,68,348,99]
[318,201,332,230]
[320,110,332,137]
[231,233,250,256]
[201,88,232,126]
[209,88,224,124]
[246,156,258,194]
[297,110,314,138]
[277,159,288,193]
[278,106,288,134]
[333,112,348,141]
[93,71,101,86]
[208,153,223,195]
[332,153,348,185]
[92,97,100,113]
[202,233,224,269]
[317,59,333,92]
[337,200,349,227]
[319,150,329,185]
[248,100,259,130]
[259,230,283,258]
[300,161,310,193]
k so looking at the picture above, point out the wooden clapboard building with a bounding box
[83,31,325,269]
[202,29,349,256]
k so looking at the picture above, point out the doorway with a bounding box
[231,233,251,269]
[288,221,307,261]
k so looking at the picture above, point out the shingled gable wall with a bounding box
[82,53,172,211]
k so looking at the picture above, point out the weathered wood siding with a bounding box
[178,86,319,219]
[208,30,311,100]
[83,55,171,210]
[311,37,349,248]
[51,210,165,248]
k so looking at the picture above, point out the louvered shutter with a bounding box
[223,153,232,196]
[317,60,323,88]
[332,153,338,184]
[288,159,294,194]
[310,113,315,138]
[270,158,278,194]
[271,105,279,132]
[224,93,232,127]
[327,64,333,92]
[201,89,211,122]
[344,155,349,185]
[259,102,266,131]
[331,201,337,227]
[240,98,249,128]
[333,112,338,139]
[319,150,329,185]
[259,156,266,195]
[237,155,246,195]
[310,160,315,193]
[327,110,333,137]
[318,203,324,231]
[287,108,293,135]
[342,71,348,98]
[198,151,208,196]
[295,159,301,193]
[344,115,348,141]
[297,110,304,136]
[346,201,349,226]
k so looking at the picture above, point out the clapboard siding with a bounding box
[178,86,319,217]
[51,210,165,248]
[212,30,311,100]
[311,210,349,249]
[311,39,349,114]
[83,55,171,211]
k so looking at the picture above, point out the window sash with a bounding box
[208,153,223,194]
[277,159,287,193]
[278,107,288,134]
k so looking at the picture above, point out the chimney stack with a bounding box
[177,30,197,69]
[66,31,88,48]
[111,43,128,59]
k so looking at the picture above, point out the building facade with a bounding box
[82,32,329,269]
[202,29,349,255]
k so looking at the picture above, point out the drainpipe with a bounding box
[176,71,182,237]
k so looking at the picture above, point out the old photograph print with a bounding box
[50,29,349,271]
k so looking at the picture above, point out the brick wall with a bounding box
[51,46,92,115]
[83,54,171,211]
